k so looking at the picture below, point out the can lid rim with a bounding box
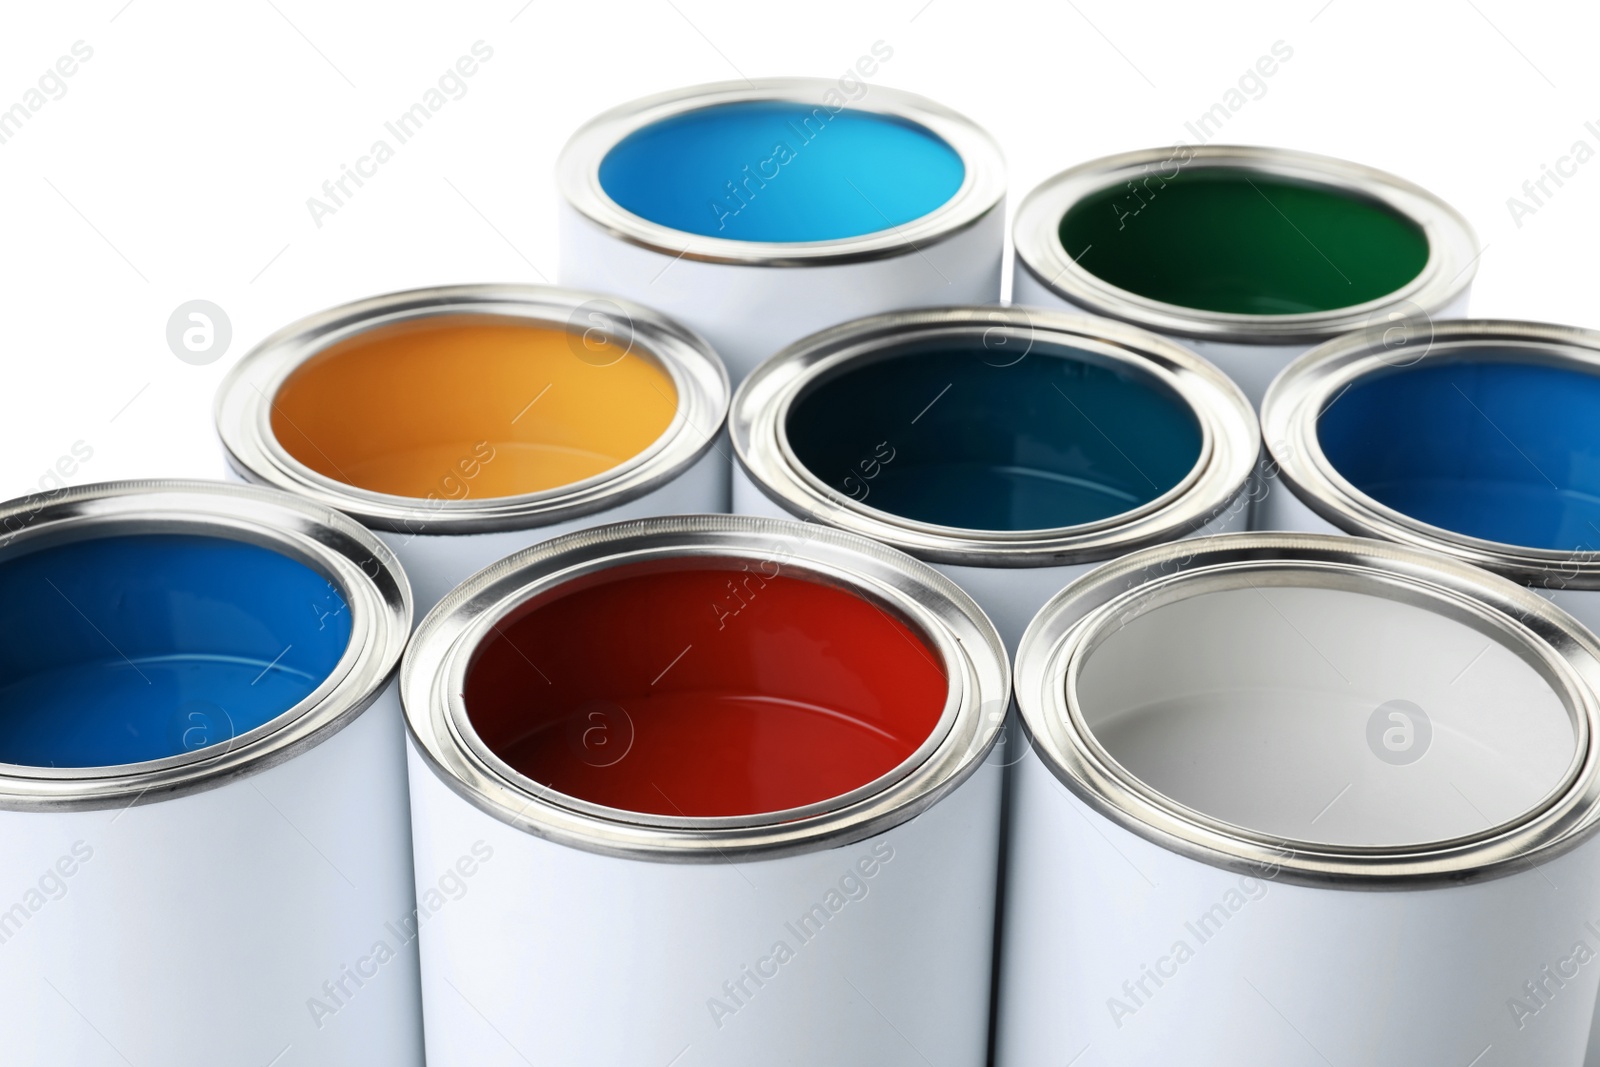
[214,284,730,534]
[1262,318,1600,588]
[730,305,1261,566]
[1012,144,1479,344]
[401,514,1010,862]
[0,479,412,811]
[1014,531,1600,890]
[556,77,1008,268]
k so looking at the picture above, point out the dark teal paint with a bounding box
[0,534,351,768]
[597,101,965,242]
[1317,357,1600,551]
[785,345,1204,531]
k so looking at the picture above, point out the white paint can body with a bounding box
[1011,145,1479,410]
[0,481,418,1066]
[215,284,731,617]
[402,516,1011,1065]
[556,79,1007,383]
[729,307,1260,652]
[998,533,1600,1066]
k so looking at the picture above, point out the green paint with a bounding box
[1057,168,1431,315]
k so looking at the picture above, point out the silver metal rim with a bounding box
[1015,532,1600,889]
[1263,319,1600,589]
[402,514,1009,862]
[731,306,1260,567]
[556,77,1007,267]
[1013,145,1479,344]
[0,479,412,812]
[215,284,729,535]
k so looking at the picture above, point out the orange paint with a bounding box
[270,314,679,500]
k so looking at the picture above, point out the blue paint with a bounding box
[785,346,1204,531]
[0,534,351,768]
[1317,357,1600,550]
[598,101,966,242]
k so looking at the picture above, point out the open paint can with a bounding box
[215,284,729,612]
[1258,319,1600,637]
[0,480,417,1067]
[730,306,1259,649]
[403,514,1008,1065]
[999,532,1600,1066]
[557,78,1006,382]
[1012,145,1478,407]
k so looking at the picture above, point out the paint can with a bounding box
[730,306,1259,650]
[557,77,1006,383]
[1012,145,1478,408]
[1258,319,1600,637]
[215,284,730,613]
[0,480,417,1066]
[998,531,1600,1066]
[402,514,1008,1065]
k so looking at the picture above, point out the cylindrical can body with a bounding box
[1255,319,1600,639]
[402,515,1010,1065]
[999,533,1600,1066]
[557,79,1007,383]
[407,740,1001,1065]
[1011,145,1479,409]
[0,481,417,1066]
[730,307,1260,651]
[215,284,731,616]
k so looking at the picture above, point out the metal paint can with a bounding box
[1012,145,1478,408]
[0,480,416,1066]
[999,532,1600,1066]
[1258,319,1600,637]
[730,306,1259,650]
[403,514,1008,1065]
[215,284,730,613]
[557,78,1006,383]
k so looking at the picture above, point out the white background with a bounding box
[1,0,1596,498]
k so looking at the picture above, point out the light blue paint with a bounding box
[598,101,965,242]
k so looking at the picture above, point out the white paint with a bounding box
[996,743,1600,1066]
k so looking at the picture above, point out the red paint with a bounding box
[463,563,949,817]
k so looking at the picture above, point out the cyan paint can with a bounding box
[0,480,418,1066]
[403,515,1008,1065]
[1000,532,1600,1066]
[1013,145,1479,407]
[557,78,1006,382]
[215,284,729,613]
[730,306,1259,650]
[1258,319,1600,638]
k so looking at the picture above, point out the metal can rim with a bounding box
[0,479,412,812]
[556,77,1008,268]
[1262,318,1600,589]
[1014,531,1600,890]
[1013,144,1479,345]
[214,283,730,535]
[401,513,1010,863]
[730,305,1260,567]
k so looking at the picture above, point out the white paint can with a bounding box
[215,284,729,614]
[403,514,1009,1065]
[1012,145,1478,408]
[0,480,418,1066]
[557,78,1006,383]
[999,532,1600,1066]
[730,306,1259,651]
